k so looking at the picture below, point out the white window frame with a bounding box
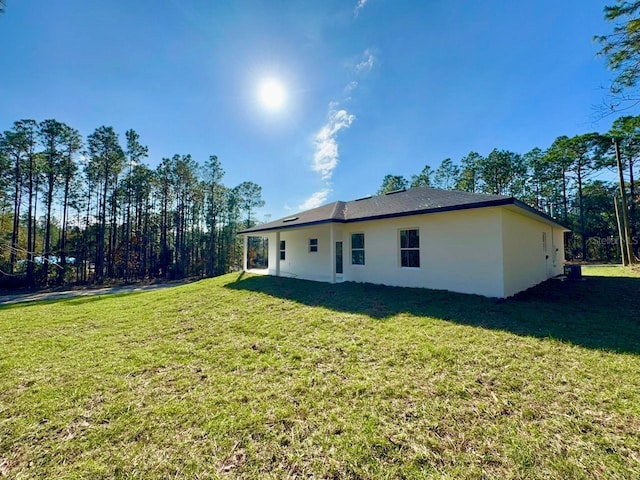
[309,238,318,253]
[399,228,420,268]
[351,233,365,265]
[279,240,286,261]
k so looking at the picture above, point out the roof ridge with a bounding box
[330,200,346,220]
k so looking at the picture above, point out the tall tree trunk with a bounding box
[32,173,41,286]
[107,179,118,279]
[614,139,634,264]
[217,226,224,274]
[161,188,169,278]
[26,153,35,287]
[629,157,637,256]
[124,189,131,283]
[145,202,152,278]
[83,184,92,283]
[577,166,587,260]
[138,199,146,279]
[10,154,21,275]
[58,175,71,285]
[178,193,185,276]
[97,175,108,283]
[107,186,118,278]
[562,168,568,226]
[75,208,82,282]
[141,201,148,279]
[43,172,55,285]
[209,214,216,276]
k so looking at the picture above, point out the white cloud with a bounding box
[299,188,332,210]
[312,107,355,180]
[355,48,376,72]
[354,0,369,17]
[344,80,358,93]
[300,44,377,214]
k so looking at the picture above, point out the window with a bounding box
[400,229,420,267]
[309,238,318,253]
[351,233,365,265]
[542,232,547,253]
[279,240,286,260]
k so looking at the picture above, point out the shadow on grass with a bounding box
[226,273,640,355]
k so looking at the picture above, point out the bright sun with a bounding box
[259,79,286,110]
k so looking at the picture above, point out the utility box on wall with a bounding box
[564,264,582,280]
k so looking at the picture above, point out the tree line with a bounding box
[377,118,639,263]
[0,119,265,288]
[2,2,640,285]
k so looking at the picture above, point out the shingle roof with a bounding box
[239,187,565,234]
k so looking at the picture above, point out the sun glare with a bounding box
[259,79,286,110]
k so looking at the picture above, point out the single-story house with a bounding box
[238,187,568,298]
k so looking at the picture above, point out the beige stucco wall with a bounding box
[252,205,565,298]
[266,225,343,282]
[340,207,505,297]
[260,208,504,297]
[501,208,565,297]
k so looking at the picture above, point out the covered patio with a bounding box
[240,222,345,284]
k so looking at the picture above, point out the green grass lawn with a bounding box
[1,268,639,479]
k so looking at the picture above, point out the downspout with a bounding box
[330,223,336,284]
[242,234,248,271]
[275,231,281,277]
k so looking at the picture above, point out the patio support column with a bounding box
[275,231,281,277]
[329,223,336,284]
[242,235,248,271]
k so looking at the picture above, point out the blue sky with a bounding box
[0,0,625,221]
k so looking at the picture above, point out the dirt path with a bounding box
[0,281,187,306]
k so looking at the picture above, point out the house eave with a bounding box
[510,199,570,231]
[239,198,524,235]
[238,218,341,235]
